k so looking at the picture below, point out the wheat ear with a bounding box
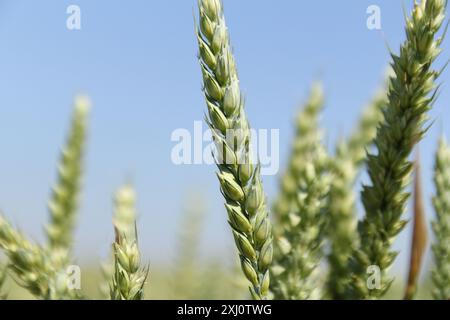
[195,0,273,300]
[0,215,53,298]
[326,90,386,299]
[46,95,90,255]
[272,83,325,228]
[100,184,138,298]
[351,0,447,299]
[271,84,329,300]
[431,137,450,300]
[110,185,147,300]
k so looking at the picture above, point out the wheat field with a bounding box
[0,0,449,300]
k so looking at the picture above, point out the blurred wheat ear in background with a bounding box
[0,96,90,299]
[109,185,148,300]
[46,96,90,253]
[431,137,450,300]
[271,83,329,300]
[326,87,386,300]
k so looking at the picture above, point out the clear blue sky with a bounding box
[0,0,448,276]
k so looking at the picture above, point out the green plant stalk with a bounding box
[196,0,273,300]
[46,95,90,257]
[431,137,450,300]
[110,185,147,300]
[272,83,325,231]
[326,91,386,299]
[351,0,446,299]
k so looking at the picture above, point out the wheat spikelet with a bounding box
[195,0,272,299]
[351,0,447,299]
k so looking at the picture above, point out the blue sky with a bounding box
[0,0,448,277]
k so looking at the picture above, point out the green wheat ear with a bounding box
[0,97,91,299]
[100,184,139,298]
[46,95,90,257]
[271,83,330,300]
[351,0,447,299]
[109,185,148,300]
[0,214,54,298]
[272,82,325,227]
[195,0,273,300]
[326,89,386,299]
[431,137,450,300]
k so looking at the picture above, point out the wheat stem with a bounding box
[195,0,273,300]
[431,137,450,300]
[351,0,446,299]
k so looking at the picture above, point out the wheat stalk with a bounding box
[195,0,272,300]
[46,96,90,256]
[326,90,386,299]
[350,0,447,299]
[431,137,450,300]
[109,185,147,300]
[271,83,329,300]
